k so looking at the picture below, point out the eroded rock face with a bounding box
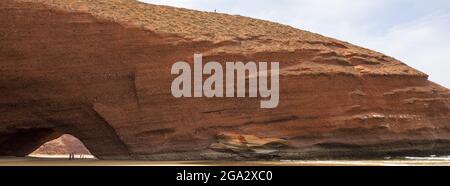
[0,0,449,160]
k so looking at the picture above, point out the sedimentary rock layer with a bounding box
[0,0,449,160]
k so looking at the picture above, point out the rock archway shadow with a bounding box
[0,123,132,160]
[0,0,449,161]
[0,128,61,157]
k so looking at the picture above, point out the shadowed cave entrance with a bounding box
[0,128,60,157]
[0,128,130,159]
[0,128,96,159]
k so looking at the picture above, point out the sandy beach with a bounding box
[1,156,450,166]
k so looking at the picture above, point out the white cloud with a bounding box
[375,13,450,87]
[139,0,450,88]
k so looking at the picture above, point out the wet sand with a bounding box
[1,157,450,166]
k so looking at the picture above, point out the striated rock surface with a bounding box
[0,0,449,160]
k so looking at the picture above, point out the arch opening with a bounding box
[29,134,96,159]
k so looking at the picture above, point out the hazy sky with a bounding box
[140,0,450,88]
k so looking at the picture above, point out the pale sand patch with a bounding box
[1,157,450,166]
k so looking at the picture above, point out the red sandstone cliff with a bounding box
[0,0,449,160]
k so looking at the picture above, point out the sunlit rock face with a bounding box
[31,134,92,156]
[0,0,449,160]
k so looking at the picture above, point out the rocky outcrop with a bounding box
[0,0,449,160]
[31,134,91,155]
